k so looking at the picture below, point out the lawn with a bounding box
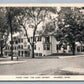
[0,55,84,75]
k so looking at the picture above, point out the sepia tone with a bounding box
[0,4,84,81]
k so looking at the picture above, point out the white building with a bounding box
[31,32,84,56]
[17,32,30,57]
[33,33,69,56]
[4,31,84,57]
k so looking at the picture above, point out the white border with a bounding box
[0,3,84,7]
[0,3,84,81]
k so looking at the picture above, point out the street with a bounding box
[0,55,84,75]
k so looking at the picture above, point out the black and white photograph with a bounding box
[0,4,84,81]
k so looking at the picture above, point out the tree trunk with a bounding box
[0,41,3,57]
[8,10,13,61]
[10,25,13,61]
[31,43,34,58]
[80,42,82,52]
[1,46,3,57]
[31,25,37,58]
[72,42,75,55]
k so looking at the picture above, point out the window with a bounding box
[21,39,23,43]
[28,45,30,49]
[34,45,36,50]
[18,39,23,43]
[18,39,20,43]
[56,44,61,50]
[34,37,36,42]
[45,36,50,43]
[15,41,18,44]
[21,45,23,49]
[77,46,84,52]
[21,51,23,56]
[13,37,16,40]
[18,45,20,49]
[63,45,67,50]
[5,52,7,55]
[37,37,42,41]
[77,46,80,52]
[18,51,20,56]
[35,53,38,56]
[28,38,30,42]
[43,44,50,50]
[81,46,84,52]
[39,53,42,56]
[15,47,17,50]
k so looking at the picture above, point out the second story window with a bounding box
[45,36,50,43]
[56,44,61,50]
[34,37,36,42]
[15,47,17,50]
[81,46,84,52]
[21,45,23,49]
[15,41,18,44]
[18,45,23,49]
[43,44,50,50]
[18,45,20,49]
[18,39,20,43]
[34,45,36,50]
[18,39,23,43]
[37,37,42,41]
[21,39,23,43]
[28,45,30,49]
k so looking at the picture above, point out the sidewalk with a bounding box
[0,56,26,65]
[61,67,84,75]
[0,56,16,60]
[0,60,26,65]
[58,55,84,59]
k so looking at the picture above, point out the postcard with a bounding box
[0,4,84,81]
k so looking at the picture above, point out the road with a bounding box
[0,55,84,75]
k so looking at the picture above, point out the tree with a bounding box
[14,7,57,58]
[0,8,9,57]
[56,7,84,55]
[43,21,56,34]
[6,7,23,60]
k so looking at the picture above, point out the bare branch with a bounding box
[20,23,32,46]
